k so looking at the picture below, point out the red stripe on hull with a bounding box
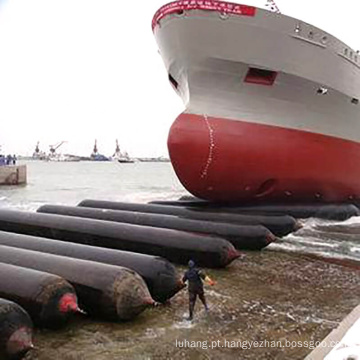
[168,113,360,203]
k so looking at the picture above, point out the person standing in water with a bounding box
[182,260,215,321]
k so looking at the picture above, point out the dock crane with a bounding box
[34,142,40,155]
[49,141,66,155]
[92,140,98,156]
[113,139,121,157]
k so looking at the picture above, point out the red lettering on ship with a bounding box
[152,0,256,30]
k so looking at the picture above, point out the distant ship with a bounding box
[90,140,110,161]
[153,0,360,203]
[48,141,80,162]
[138,156,170,163]
[32,142,48,160]
[29,141,80,162]
[112,140,134,163]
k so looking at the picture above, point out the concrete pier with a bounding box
[305,304,360,360]
[0,165,27,185]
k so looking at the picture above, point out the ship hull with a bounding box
[169,113,360,202]
[153,1,360,203]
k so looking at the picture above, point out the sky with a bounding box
[0,0,359,157]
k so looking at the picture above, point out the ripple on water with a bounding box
[172,317,196,329]
[268,216,360,264]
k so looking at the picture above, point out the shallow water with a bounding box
[269,217,360,264]
[26,252,360,360]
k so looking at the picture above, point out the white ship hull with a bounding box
[153,1,360,203]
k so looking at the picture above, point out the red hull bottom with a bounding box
[168,113,360,203]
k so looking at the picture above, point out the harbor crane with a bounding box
[34,142,40,155]
[49,141,66,155]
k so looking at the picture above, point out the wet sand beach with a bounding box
[25,250,360,360]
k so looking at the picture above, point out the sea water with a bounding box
[0,160,187,211]
[0,160,359,264]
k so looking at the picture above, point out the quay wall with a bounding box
[0,165,27,185]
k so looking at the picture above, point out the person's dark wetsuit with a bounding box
[182,260,209,320]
